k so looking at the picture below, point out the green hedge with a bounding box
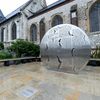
[0,50,13,59]
[91,46,100,58]
[9,39,40,58]
[0,42,4,50]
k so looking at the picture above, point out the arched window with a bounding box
[39,19,45,41]
[1,28,4,42]
[52,15,63,27]
[89,1,100,32]
[11,22,17,40]
[30,24,37,41]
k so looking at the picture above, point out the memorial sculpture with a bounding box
[40,24,91,73]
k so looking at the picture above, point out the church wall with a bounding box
[0,0,100,47]
[28,0,76,43]
[0,0,47,45]
[28,0,100,46]
[0,15,23,45]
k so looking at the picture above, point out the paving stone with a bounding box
[0,63,99,100]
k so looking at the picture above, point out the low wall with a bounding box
[3,42,11,48]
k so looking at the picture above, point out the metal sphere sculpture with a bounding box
[40,24,91,72]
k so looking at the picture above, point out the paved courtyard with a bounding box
[0,62,100,100]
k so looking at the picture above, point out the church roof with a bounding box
[46,0,65,9]
[6,0,33,19]
[0,0,72,25]
[0,0,33,24]
[5,0,71,20]
[0,9,5,22]
[0,9,4,17]
[28,0,72,19]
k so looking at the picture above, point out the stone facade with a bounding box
[0,0,100,47]
[0,0,46,46]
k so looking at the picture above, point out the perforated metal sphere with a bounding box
[40,24,91,72]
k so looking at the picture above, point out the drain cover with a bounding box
[19,87,38,98]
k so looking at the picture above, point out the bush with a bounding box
[0,50,13,59]
[0,42,4,50]
[91,46,100,58]
[9,39,40,58]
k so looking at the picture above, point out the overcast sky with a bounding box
[0,0,58,16]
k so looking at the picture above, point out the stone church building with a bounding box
[0,0,100,47]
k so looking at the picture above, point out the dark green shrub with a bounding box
[91,46,100,58]
[9,39,40,57]
[0,50,13,59]
[0,42,4,50]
